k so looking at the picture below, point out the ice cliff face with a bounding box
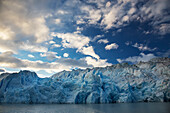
[0,58,169,104]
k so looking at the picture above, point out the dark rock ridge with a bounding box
[0,57,169,104]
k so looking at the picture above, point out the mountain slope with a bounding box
[0,58,169,103]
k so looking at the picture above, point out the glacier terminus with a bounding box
[0,58,169,104]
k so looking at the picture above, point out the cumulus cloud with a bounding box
[76,0,170,35]
[132,43,157,51]
[28,54,35,58]
[91,35,104,42]
[117,53,156,63]
[85,56,112,67]
[52,44,61,48]
[77,46,100,59]
[125,41,132,46]
[156,24,170,35]
[98,39,109,44]
[54,19,61,24]
[53,33,90,49]
[80,5,101,24]
[19,42,48,53]
[49,41,55,44]
[40,52,61,61]
[52,32,101,59]
[105,43,119,50]
[63,53,69,57]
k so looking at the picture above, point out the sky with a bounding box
[0,0,170,77]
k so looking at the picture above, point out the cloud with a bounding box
[28,54,35,58]
[52,44,61,48]
[156,49,170,57]
[0,1,50,42]
[0,51,92,74]
[163,49,170,57]
[80,5,101,24]
[85,56,112,67]
[40,51,61,60]
[76,0,170,35]
[54,19,61,24]
[56,58,92,68]
[52,32,100,59]
[91,35,104,42]
[56,10,69,15]
[100,0,136,29]
[19,42,48,53]
[156,24,170,35]
[63,53,69,57]
[105,43,119,50]
[53,33,90,49]
[0,0,52,53]
[0,51,112,76]
[77,46,100,59]
[98,39,109,44]
[117,53,156,63]
[125,41,132,46]
[49,41,56,44]
[132,43,157,51]
[73,26,84,34]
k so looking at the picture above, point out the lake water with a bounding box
[0,103,169,113]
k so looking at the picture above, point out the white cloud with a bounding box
[156,24,170,35]
[0,27,15,40]
[52,44,61,48]
[55,19,61,24]
[101,0,132,29]
[63,53,69,57]
[85,56,112,67]
[56,10,68,15]
[125,41,132,46]
[77,46,100,59]
[52,33,100,59]
[28,54,35,58]
[52,32,102,60]
[105,43,119,50]
[128,7,136,15]
[20,42,48,53]
[106,1,111,8]
[49,41,56,44]
[73,26,83,34]
[40,51,61,60]
[53,33,90,49]
[76,18,86,25]
[98,39,109,44]
[122,15,129,22]
[76,26,83,31]
[117,53,156,63]
[91,35,104,42]
[75,0,170,35]
[80,5,101,24]
[132,43,157,51]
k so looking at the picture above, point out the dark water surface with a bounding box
[0,103,169,113]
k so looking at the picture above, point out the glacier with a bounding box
[0,57,169,104]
